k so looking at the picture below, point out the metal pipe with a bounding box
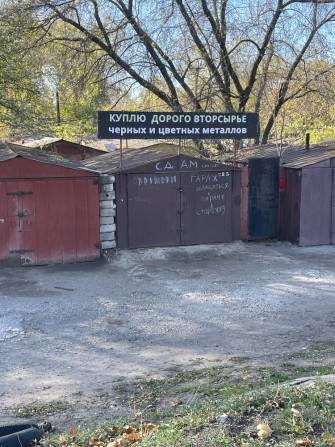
[306,133,310,150]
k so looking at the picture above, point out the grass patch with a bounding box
[16,400,69,418]
[41,363,335,447]
[284,339,335,361]
[43,378,335,447]
[280,363,335,377]
[311,340,335,353]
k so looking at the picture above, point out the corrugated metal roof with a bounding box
[80,138,184,151]
[0,142,17,162]
[13,137,108,154]
[82,147,174,173]
[281,143,335,168]
[0,142,99,173]
[224,140,335,168]
[12,137,62,148]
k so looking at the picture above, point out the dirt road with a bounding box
[0,241,334,430]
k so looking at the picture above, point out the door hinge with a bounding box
[7,191,33,196]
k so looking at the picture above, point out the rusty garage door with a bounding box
[126,169,240,248]
[0,179,100,265]
[1,181,36,264]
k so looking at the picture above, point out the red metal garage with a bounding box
[0,143,100,265]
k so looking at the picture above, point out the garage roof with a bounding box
[82,147,174,173]
[0,142,99,173]
[226,140,335,168]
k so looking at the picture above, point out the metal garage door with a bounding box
[299,167,334,246]
[180,170,236,245]
[0,179,100,265]
[2,181,36,264]
[126,169,240,248]
[127,173,181,248]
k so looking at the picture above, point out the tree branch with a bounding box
[241,0,285,111]
[43,1,178,109]
[175,0,234,111]
[201,0,243,96]
[261,8,335,143]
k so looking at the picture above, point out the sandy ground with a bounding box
[0,241,334,430]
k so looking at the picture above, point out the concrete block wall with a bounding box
[99,175,116,249]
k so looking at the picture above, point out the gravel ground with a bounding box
[0,241,334,430]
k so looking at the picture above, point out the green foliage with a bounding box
[0,11,114,139]
[16,400,69,418]
[0,13,47,137]
[40,23,113,139]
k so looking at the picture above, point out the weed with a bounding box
[41,364,335,447]
[16,400,69,418]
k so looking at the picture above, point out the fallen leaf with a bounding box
[296,437,312,446]
[258,429,272,439]
[58,436,66,444]
[257,422,272,439]
[257,422,271,431]
[124,432,141,442]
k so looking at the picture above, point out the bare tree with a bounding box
[10,0,335,145]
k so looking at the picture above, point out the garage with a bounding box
[228,141,335,246]
[84,149,241,249]
[280,152,335,246]
[0,143,100,265]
